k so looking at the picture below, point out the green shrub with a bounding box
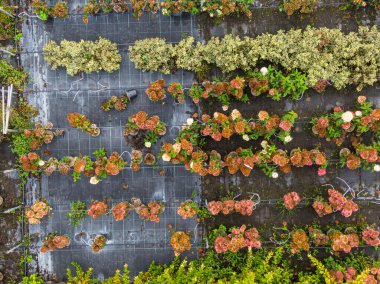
[43,37,122,75]
[21,274,45,284]
[0,0,16,40]
[67,262,98,284]
[128,38,174,74]
[129,26,380,91]
[0,60,28,91]
[67,200,87,227]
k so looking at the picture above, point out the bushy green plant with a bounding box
[43,37,122,75]
[0,60,28,91]
[129,26,380,91]
[247,66,308,100]
[21,274,45,284]
[6,100,38,153]
[67,200,87,227]
[0,0,16,40]
[128,38,174,74]
[102,264,130,283]
[67,262,98,284]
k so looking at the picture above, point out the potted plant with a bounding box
[111,0,129,13]
[92,148,127,181]
[131,150,143,171]
[130,0,146,18]
[67,113,100,136]
[170,231,191,256]
[82,0,101,23]
[67,200,87,227]
[188,83,203,104]
[112,201,132,221]
[40,233,71,253]
[177,200,199,219]
[88,200,108,219]
[23,122,64,150]
[168,82,185,103]
[25,200,51,224]
[101,95,129,111]
[124,111,167,148]
[49,2,69,18]
[20,152,43,174]
[30,0,50,20]
[143,153,156,165]
[145,79,166,101]
[91,234,107,253]
[311,97,380,145]
[134,200,165,223]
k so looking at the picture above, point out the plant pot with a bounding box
[157,127,167,136]
[346,124,355,133]
[74,231,89,243]
[126,89,138,101]
[90,124,101,137]
[144,153,156,165]
[339,148,351,158]
[311,125,320,135]
[131,150,143,162]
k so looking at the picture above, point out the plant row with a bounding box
[160,119,380,177]
[145,69,308,105]
[208,224,380,255]
[177,187,360,220]
[18,139,379,183]
[30,0,378,23]
[129,26,380,91]
[43,38,121,76]
[40,232,107,254]
[42,26,380,91]
[25,198,165,226]
[22,248,380,283]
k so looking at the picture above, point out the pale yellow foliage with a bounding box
[43,37,121,76]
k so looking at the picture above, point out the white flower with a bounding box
[222,105,228,111]
[284,136,293,143]
[162,153,171,162]
[190,161,194,169]
[230,109,241,120]
[186,118,194,125]
[144,141,152,148]
[242,134,250,141]
[374,164,380,172]
[90,176,100,185]
[260,67,268,75]
[162,8,168,15]
[342,111,354,123]
[38,160,45,166]
[271,172,279,178]
[261,140,268,149]
[355,111,362,117]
